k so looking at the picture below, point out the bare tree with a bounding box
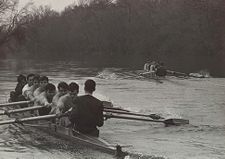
[0,0,32,46]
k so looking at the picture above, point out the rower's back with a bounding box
[72,95,103,135]
[69,79,104,137]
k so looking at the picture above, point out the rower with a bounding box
[141,61,158,77]
[68,82,79,101]
[22,73,35,99]
[54,82,79,114]
[35,83,56,116]
[33,76,49,97]
[24,75,40,102]
[144,62,151,72]
[9,74,27,102]
[53,82,79,127]
[69,79,104,137]
[15,74,27,99]
[50,82,69,113]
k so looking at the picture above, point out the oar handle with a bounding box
[0,114,57,125]
[103,107,130,112]
[0,105,46,116]
[0,101,32,108]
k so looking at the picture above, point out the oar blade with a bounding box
[149,114,164,120]
[164,118,189,126]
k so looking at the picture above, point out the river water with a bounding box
[0,59,224,159]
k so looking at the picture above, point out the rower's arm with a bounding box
[35,93,49,106]
[97,102,104,127]
[68,104,79,124]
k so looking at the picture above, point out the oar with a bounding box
[0,114,57,125]
[104,109,163,120]
[0,105,45,116]
[102,101,129,112]
[166,70,188,77]
[188,73,205,78]
[167,70,204,78]
[104,114,189,126]
[104,107,130,112]
[0,101,32,108]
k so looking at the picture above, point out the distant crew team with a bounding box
[143,61,167,77]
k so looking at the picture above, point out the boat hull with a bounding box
[20,121,117,155]
[6,109,127,157]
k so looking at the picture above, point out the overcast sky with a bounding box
[19,0,77,12]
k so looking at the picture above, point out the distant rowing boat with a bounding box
[139,69,208,81]
[142,61,208,79]
[138,71,164,83]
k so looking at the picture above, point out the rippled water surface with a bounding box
[0,59,225,159]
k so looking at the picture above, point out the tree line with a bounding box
[0,0,225,76]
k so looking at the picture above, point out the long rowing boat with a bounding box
[1,105,129,158]
[17,120,125,156]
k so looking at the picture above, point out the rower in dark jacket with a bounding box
[69,79,104,137]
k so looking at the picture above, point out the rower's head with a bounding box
[69,82,79,97]
[151,61,156,65]
[84,79,96,94]
[33,75,40,87]
[45,83,56,98]
[39,76,49,88]
[57,82,69,96]
[17,74,26,85]
[26,74,35,86]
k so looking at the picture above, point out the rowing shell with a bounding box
[139,71,164,83]
[20,121,125,156]
[5,110,128,158]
